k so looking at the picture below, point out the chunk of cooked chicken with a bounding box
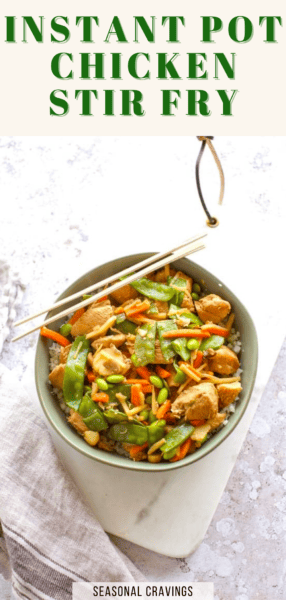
[206,411,226,432]
[60,344,71,364]
[217,381,242,408]
[93,344,131,376]
[91,332,126,350]
[154,268,176,282]
[49,363,65,389]
[110,284,138,305]
[208,346,240,375]
[68,409,88,435]
[71,302,114,337]
[125,336,173,364]
[86,316,116,340]
[171,382,218,421]
[152,300,169,314]
[195,294,231,324]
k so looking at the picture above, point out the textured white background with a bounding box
[0,136,286,599]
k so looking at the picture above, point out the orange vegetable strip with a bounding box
[136,366,151,380]
[129,442,149,459]
[92,393,109,403]
[131,384,143,407]
[193,350,203,369]
[170,438,193,462]
[201,324,230,337]
[179,362,201,383]
[125,300,150,317]
[126,379,150,385]
[155,365,171,379]
[68,307,85,325]
[190,419,206,427]
[165,412,178,424]
[141,384,152,394]
[156,400,171,419]
[162,329,210,339]
[40,326,70,347]
[86,371,96,383]
[226,313,235,331]
[114,306,125,314]
[96,295,108,304]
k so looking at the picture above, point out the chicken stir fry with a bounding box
[45,266,242,463]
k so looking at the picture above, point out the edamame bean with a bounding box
[60,323,72,336]
[191,292,199,300]
[157,388,168,405]
[106,374,125,383]
[192,283,201,293]
[150,375,163,389]
[96,378,109,391]
[140,409,149,420]
[186,339,201,351]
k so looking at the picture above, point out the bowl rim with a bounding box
[35,253,258,472]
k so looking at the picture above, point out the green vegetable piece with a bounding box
[104,409,128,424]
[171,291,185,306]
[200,335,225,352]
[191,292,199,300]
[83,405,108,432]
[96,378,109,391]
[161,423,194,459]
[171,338,191,361]
[78,394,97,419]
[106,374,125,383]
[173,362,187,384]
[149,375,163,389]
[130,278,175,302]
[82,294,92,300]
[139,409,149,420]
[148,410,157,423]
[157,388,168,405]
[157,320,177,361]
[181,312,203,327]
[106,384,131,404]
[108,422,148,445]
[186,338,201,351]
[63,336,90,411]
[192,283,201,293]
[163,447,178,460]
[60,323,72,337]
[147,419,166,446]
[134,322,157,366]
[145,395,152,405]
[148,303,159,314]
[115,314,137,335]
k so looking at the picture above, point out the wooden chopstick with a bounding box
[11,235,206,342]
[14,233,207,328]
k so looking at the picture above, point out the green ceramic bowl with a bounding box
[35,254,258,472]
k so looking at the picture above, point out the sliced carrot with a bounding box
[131,384,143,407]
[126,379,149,385]
[193,350,203,369]
[86,371,95,383]
[92,392,109,403]
[96,295,108,304]
[141,384,152,394]
[165,412,178,424]
[162,329,210,339]
[129,442,149,459]
[170,438,193,462]
[125,300,150,317]
[201,324,230,337]
[190,419,206,427]
[68,307,85,325]
[156,400,171,420]
[136,366,151,380]
[40,326,70,347]
[114,306,125,314]
[155,365,171,379]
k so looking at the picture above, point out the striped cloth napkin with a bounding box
[0,262,144,600]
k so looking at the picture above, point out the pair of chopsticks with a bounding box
[12,232,207,342]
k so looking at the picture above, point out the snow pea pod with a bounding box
[83,405,108,432]
[78,394,96,418]
[108,422,148,445]
[157,320,177,361]
[106,384,131,403]
[161,423,194,460]
[147,420,166,446]
[104,408,128,424]
[134,322,156,366]
[130,278,175,302]
[200,335,225,352]
[171,338,191,361]
[115,314,138,335]
[181,312,203,327]
[63,336,90,411]
[173,363,187,384]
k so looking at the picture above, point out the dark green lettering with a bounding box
[201,17,223,42]
[128,53,150,79]
[217,89,238,115]
[214,53,235,79]
[51,17,70,43]
[80,53,104,79]
[187,90,210,116]
[75,90,98,115]
[161,17,185,42]
[50,90,69,116]
[161,90,180,115]
[121,90,145,116]
[228,17,253,43]
[105,17,127,43]
[158,53,180,79]
[188,53,207,79]
[134,17,155,42]
[76,17,99,42]
[259,16,282,42]
[23,16,44,42]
